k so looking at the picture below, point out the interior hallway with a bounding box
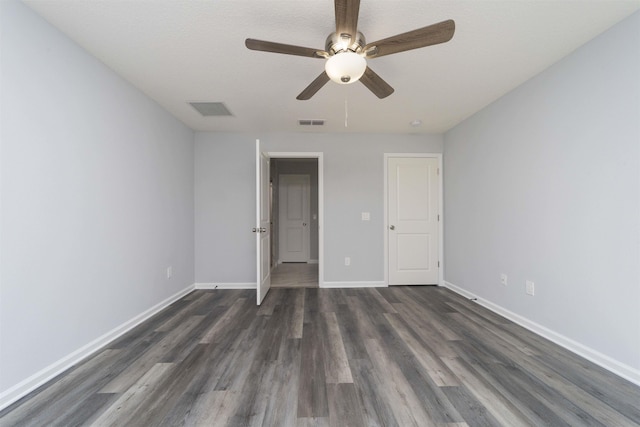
[270,263,319,288]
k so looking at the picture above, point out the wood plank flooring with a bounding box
[271,263,318,288]
[2,286,639,426]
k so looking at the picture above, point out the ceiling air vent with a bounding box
[189,102,233,117]
[298,119,325,126]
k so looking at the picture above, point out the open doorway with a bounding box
[269,157,319,288]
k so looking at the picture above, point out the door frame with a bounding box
[383,153,444,286]
[267,152,324,287]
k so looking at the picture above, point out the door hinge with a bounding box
[437,168,440,176]
[437,214,440,221]
[438,261,440,268]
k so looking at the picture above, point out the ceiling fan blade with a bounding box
[297,72,331,100]
[364,19,455,59]
[245,39,327,58]
[335,0,361,40]
[359,67,394,99]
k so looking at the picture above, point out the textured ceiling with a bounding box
[23,0,640,134]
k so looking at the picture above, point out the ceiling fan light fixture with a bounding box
[325,51,366,84]
[246,2,455,99]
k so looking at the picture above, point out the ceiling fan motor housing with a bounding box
[325,31,366,55]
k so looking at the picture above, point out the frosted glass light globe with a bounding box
[325,51,367,85]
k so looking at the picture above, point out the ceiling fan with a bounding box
[245,0,455,100]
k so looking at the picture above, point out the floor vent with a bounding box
[298,119,325,126]
[189,102,233,117]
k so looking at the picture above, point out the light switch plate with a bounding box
[361,212,370,221]
[526,280,535,296]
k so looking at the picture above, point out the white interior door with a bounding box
[278,174,310,263]
[388,157,439,285]
[255,140,270,305]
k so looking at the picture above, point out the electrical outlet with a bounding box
[166,266,172,279]
[526,280,535,296]
[345,257,351,266]
[500,274,508,286]
[361,212,370,221]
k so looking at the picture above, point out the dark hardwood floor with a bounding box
[2,286,639,426]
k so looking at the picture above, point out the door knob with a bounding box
[389,225,395,230]
[252,227,257,233]
[303,223,307,226]
[260,227,267,233]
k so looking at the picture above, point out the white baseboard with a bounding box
[442,281,640,387]
[195,282,256,290]
[321,281,387,288]
[0,284,195,412]
[198,281,385,290]
[442,281,477,300]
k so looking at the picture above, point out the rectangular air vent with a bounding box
[189,102,233,117]
[298,119,325,126]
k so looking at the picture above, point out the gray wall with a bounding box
[0,0,195,397]
[443,12,640,374]
[194,132,443,284]
[194,136,255,284]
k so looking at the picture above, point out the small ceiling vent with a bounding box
[189,102,233,117]
[298,119,325,126]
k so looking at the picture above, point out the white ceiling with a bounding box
[23,0,640,134]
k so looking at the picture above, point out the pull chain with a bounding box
[344,98,348,128]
